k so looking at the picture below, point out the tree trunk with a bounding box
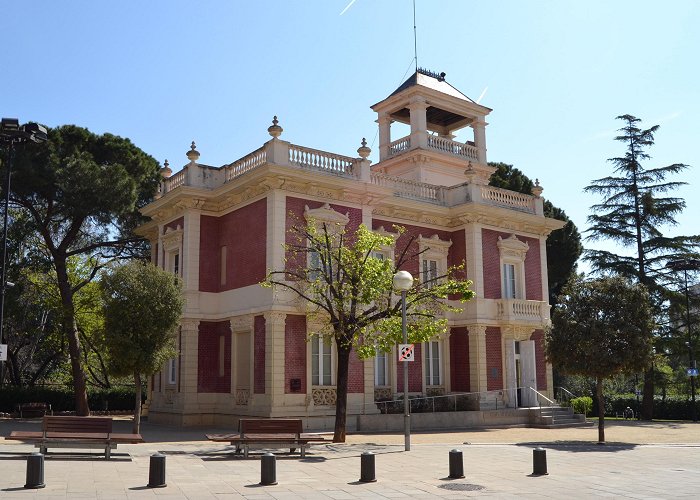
[133,371,142,435]
[333,344,351,443]
[54,256,90,416]
[641,366,654,420]
[596,377,605,444]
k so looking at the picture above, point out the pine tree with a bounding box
[584,114,700,420]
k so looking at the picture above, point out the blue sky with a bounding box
[3,1,698,267]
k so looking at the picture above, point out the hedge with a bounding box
[593,394,700,420]
[0,385,145,414]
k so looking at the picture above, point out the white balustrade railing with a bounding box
[163,169,186,193]
[480,186,536,213]
[225,146,267,181]
[388,136,411,156]
[427,135,479,161]
[497,299,544,319]
[289,144,355,176]
[370,173,444,204]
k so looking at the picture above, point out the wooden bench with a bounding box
[16,402,52,418]
[206,418,329,458]
[6,416,144,458]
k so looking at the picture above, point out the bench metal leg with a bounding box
[105,446,111,459]
[300,447,306,458]
[39,446,47,455]
[244,445,249,458]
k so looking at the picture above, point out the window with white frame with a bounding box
[167,358,177,385]
[303,204,349,281]
[312,336,333,386]
[425,340,442,386]
[371,225,400,263]
[374,352,389,386]
[497,234,529,300]
[161,224,183,277]
[417,234,452,289]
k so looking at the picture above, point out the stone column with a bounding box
[267,190,287,275]
[179,318,200,407]
[263,312,287,409]
[377,113,391,160]
[473,118,487,164]
[408,96,428,149]
[183,207,202,315]
[463,220,484,298]
[467,325,488,393]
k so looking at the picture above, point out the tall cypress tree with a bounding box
[584,114,700,420]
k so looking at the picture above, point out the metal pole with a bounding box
[683,268,697,422]
[402,289,410,451]
[0,141,14,387]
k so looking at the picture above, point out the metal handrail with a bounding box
[352,388,506,415]
[555,386,577,404]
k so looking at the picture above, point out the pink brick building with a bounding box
[138,69,564,427]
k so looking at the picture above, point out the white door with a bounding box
[520,340,537,407]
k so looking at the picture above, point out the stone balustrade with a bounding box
[427,135,479,161]
[157,138,539,216]
[496,299,547,322]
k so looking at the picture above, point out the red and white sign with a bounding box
[398,343,414,362]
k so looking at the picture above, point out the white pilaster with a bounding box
[473,118,487,164]
[408,96,428,149]
[467,325,487,392]
[463,223,484,298]
[377,113,391,161]
[267,190,287,275]
[264,312,287,405]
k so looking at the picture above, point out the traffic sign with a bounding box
[0,344,7,362]
[687,368,699,377]
[398,344,414,362]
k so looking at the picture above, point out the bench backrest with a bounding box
[42,416,113,433]
[239,418,303,435]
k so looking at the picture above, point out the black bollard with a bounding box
[448,449,465,479]
[532,447,548,476]
[359,451,377,483]
[24,452,45,489]
[147,453,167,488]
[260,452,278,486]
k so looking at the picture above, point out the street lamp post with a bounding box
[0,118,48,385]
[393,270,413,451]
[667,258,700,423]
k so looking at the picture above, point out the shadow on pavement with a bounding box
[515,441,637,452]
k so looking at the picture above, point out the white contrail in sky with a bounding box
[340,0,357,15]
[476,86,488,104]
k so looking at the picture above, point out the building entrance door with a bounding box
[506,339,537,408]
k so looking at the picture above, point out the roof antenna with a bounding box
[413,0,418,71]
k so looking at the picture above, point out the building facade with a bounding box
[138,69,565,427]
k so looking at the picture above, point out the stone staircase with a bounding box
[531,405,592,428]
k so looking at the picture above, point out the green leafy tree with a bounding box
[100,261,183,434]
[263,222,474,442]
[546,275,654,443]
[8,126,161,414]
[584,115,700,419]
[489,162,583,304]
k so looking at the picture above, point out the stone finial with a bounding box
[186,141,200,163]
[357,137,371,159]
[268,116,283,138]
[160,159,172,178]
[531,178,544,198]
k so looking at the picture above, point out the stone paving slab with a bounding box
[1,418,700,498]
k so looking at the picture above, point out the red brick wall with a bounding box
[199,199,267,292]
[199,215,220,292]
[372,220,454,277]
[486,327,503,390]
[524,238,542,301]
[481,229,542,300]
[197,321,231,393]
[285,315,307,394]
[397,343,423,392]
[348,347,364,393]
[449,327,470,392]
[531,329,547,390]
[221,198,267,290]
[254,315,266,394]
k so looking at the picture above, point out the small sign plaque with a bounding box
[398,344,414,362]
[0,344,7,362]
[687,368,698,377]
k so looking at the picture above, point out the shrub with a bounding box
[0,385,144,414]
[570,396,592,416]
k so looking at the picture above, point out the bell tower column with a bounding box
[473,118,487,164]
[408,96,428,149]
[377,112,392,161]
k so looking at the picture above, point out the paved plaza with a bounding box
[1,418,699,498]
